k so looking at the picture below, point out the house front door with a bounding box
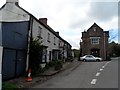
[91,49,100,57]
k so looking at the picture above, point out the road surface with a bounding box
[32,58,118,88]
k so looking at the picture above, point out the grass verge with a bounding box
[2,82,17,89]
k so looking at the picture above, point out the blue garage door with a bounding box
[16,51,26,76]
[2,49,26,80]
[2,49,16,80]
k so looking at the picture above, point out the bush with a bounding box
[29,38,42,76]
[48,60,56,67]
[45,60,64,71]
[54,60,63,70]
[45,62,50,69]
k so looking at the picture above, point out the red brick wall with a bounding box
[81,23,109,60]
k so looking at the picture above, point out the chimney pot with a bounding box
[6,0,19,5]
[39,18,47,25]
[56,32,59,35]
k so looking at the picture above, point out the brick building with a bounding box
[80,23,109,60]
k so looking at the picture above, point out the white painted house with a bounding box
[0,0,72,80]
[31,17,61,67]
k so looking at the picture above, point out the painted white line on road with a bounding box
[90,61,111,85]
[91,79,97,85]
[99,68,103,71]
[102,66,105,69]
[96,72,100,76]
[104,61,111,67]
[101,61,111,70]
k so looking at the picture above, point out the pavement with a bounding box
[4,59,81,88]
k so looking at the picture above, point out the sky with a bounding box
[0,0,119,49]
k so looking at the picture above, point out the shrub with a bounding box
[45,62,50,69]
[54,60,63,70]
[48,60,56,67]
[29,38,42,76]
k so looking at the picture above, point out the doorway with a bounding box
[91,48,100,57]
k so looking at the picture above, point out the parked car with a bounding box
[80,55,102,62]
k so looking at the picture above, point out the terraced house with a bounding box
[0,0,72,80]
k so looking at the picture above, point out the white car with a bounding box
[80,55,102,62]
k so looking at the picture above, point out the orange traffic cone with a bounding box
[26,68,32,82]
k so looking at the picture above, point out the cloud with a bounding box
[17,1,120,49]
[88,2,118,22]
[60,32,81,49]
[109,29,118,42]
[0,0,119,49]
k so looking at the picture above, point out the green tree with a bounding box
[73,49,80,58]
[109,41,120,57]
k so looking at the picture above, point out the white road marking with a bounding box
[91,79,97,85]
[104,61,111,67]
[96,72,100,76]
[102,66,105,68]
[99,68,103,71]
[90,61,111,85]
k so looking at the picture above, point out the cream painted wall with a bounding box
[32,19,59,63]
[0,2,29,22]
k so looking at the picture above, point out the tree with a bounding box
[109,41,120,57]
[73,49,80,58]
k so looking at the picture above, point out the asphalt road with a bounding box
[32,58,118,88]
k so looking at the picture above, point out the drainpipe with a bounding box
[0,47,2,90]
[0,22,3,90]
[104,33,106,60]
[26,16,33,71]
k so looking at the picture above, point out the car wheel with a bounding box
[83,59,86,62]
[96,59,100,62]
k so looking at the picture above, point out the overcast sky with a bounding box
[0,0,119,49]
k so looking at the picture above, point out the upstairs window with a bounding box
[54,37,56,45]
[90,37,100,44]
[38,26,42,38]
[47,33,50,42]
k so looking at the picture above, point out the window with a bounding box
[93,27,96,32]
[49,51,52,60]
[47,33,50,42]
[90,37,100,44]
[41,48,47,63]
[54,37,56,45]
[38,26,42,38]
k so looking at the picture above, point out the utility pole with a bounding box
[104,33,106,60]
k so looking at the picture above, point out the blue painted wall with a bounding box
[2,21,29,49]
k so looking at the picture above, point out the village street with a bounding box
[31,58,118,88]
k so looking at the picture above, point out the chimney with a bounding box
[39,18,47,25]
[56,32,59,35]
[6,0,19,5]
